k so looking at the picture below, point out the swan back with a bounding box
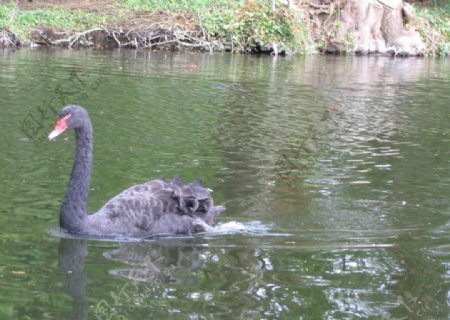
[86,176,225,237]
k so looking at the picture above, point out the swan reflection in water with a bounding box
[57,221,252,319]
[58,235,244,320]
[58,239,88,320]
[103,242,209,285]
[58,225,434,319]
[59,238,210,320]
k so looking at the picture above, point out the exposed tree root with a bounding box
[35,27,218,51]
[20,12,222,51]
[0,29,21,47]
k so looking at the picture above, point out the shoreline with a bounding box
[1,1,449,56]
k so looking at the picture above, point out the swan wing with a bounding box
[88,177,224,237]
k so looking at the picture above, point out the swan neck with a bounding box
[60,120,93,232]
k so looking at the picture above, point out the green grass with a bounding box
[414,5,450,55]
[0,3,108,39]
[123,0,242,12]
[421,0,450,7]
[123,0,312,53]
[0,3,14,28]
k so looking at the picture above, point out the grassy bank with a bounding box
[0,0,448,56]
[413,5,450,56]
[0,3,108,37]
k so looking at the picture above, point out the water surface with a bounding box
[0,49,449,319]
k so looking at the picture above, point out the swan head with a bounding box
[48,105,89,140]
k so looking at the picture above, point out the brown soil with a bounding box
[4,0,115,11]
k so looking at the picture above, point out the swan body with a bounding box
[49,105,225,238]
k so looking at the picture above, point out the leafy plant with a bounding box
[199,0,311,54]
[413,5,450,56]
[0,3,14,28]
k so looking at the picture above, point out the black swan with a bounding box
[48,105,225,237]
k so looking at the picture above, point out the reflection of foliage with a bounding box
[275,109,337,185]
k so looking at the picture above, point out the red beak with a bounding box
[48,114,71,140]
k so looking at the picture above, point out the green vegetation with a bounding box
[123,0,237,11]
[0,0,311,53]
[123,0,311,53]
[0,2,108,39]
[422,0,450,6]
[198,1,312,53]
[0,0,448,56]
[414,5,450,55]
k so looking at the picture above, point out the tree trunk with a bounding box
[322,0,425,56]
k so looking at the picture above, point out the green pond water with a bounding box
[0,49,449,319]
